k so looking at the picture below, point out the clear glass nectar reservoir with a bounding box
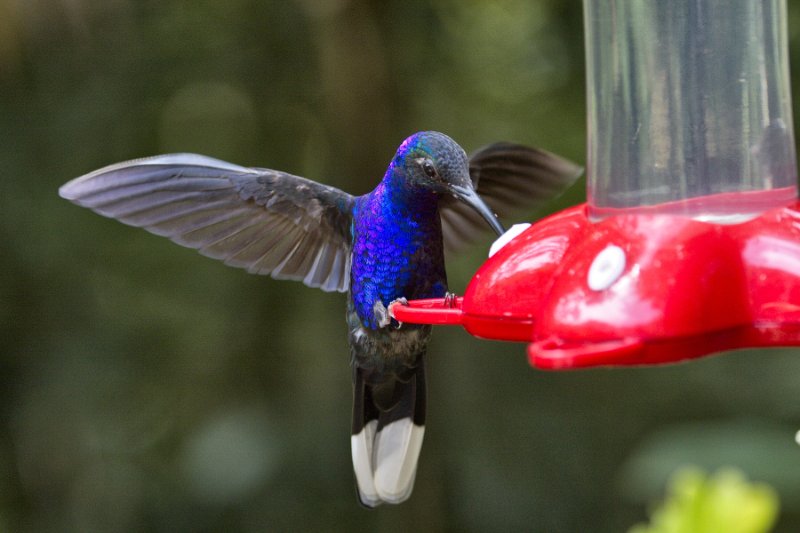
[584,0,798,221]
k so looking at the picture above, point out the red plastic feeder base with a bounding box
[391,195,800,370]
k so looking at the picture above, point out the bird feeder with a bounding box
[391,0,800,369]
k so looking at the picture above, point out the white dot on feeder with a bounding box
[588,244,626,291]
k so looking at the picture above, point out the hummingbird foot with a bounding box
[443,292,457,308]
[373,298,408,328]
[388,297,408,328]
[374,299,407,329]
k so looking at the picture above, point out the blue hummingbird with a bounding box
[59,131,580,506]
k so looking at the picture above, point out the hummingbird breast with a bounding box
[349,184,447,331]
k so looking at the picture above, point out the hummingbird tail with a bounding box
[350,358,426,507]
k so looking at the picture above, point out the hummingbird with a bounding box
[59,131,581,507]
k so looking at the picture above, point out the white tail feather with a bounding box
[351,418,425,506]
[351,420,381,507]
[374,419,425,504]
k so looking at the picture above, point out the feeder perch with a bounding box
[391,0,800,370]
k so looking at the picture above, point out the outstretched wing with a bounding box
[59,153,355,292]
[441,143,583,253]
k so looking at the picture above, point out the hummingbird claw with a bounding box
[390,297,409,310]
[388,298,408,329]
[374,298,408,328]
[443,292,457,308]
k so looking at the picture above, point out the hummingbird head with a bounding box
[393,131,505,235]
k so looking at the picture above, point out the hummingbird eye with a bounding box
[420,160,437,178]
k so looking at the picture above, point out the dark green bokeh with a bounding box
[3,1,800,531]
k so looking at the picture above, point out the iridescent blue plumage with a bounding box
[350,159,445,329]
[59,130,582,509]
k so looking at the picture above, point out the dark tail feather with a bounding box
[351,357,426,507]
[351,367,381,507]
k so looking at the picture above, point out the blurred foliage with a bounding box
[2,0,800,532]
[629,468,779,533]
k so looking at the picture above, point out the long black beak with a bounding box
[450,185,505,236]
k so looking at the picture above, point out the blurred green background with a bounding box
[4,1,800,531]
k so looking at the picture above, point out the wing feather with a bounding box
[441,143,582,254]
[60,153,356,292]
